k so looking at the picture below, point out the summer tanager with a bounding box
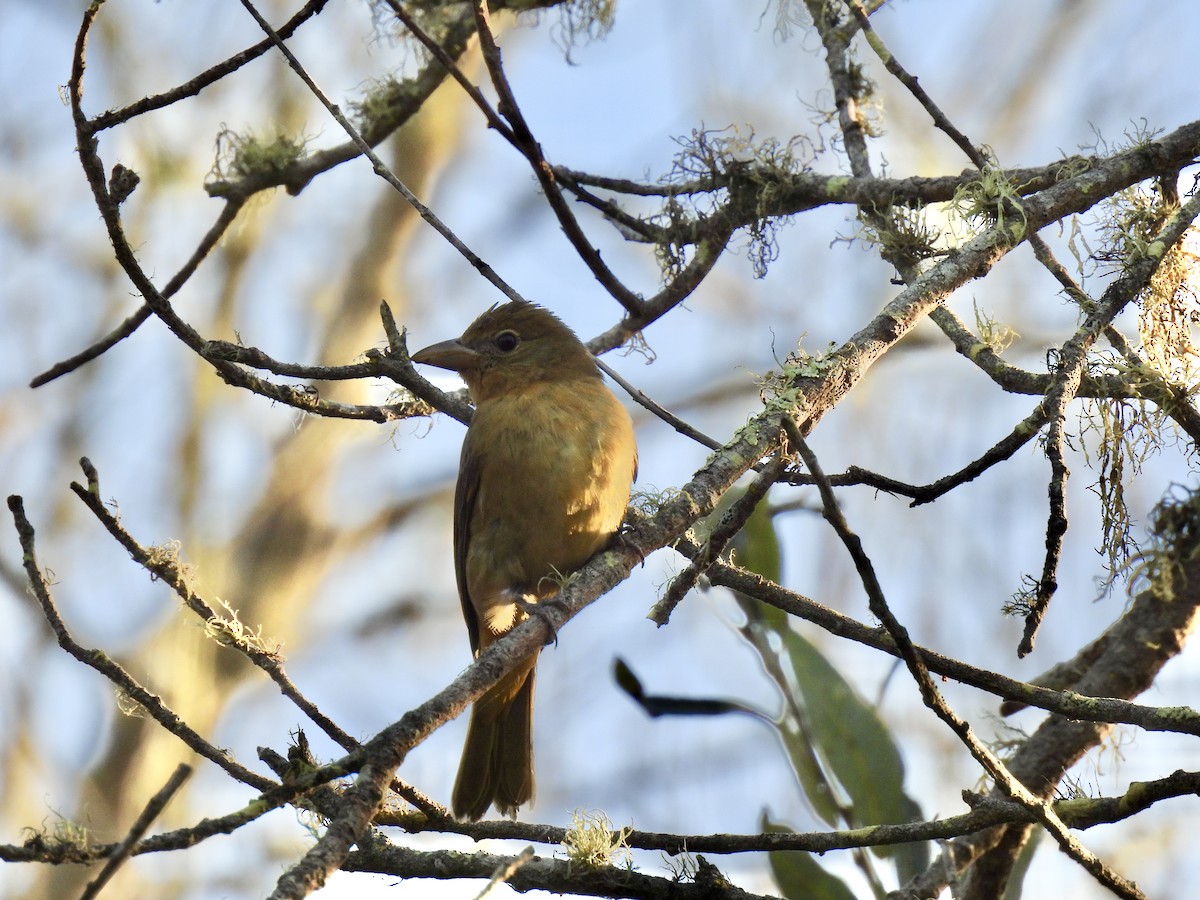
[412,300,637,821]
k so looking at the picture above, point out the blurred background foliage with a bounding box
[2,1,1199,897]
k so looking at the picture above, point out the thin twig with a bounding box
[236,0,525,306]
[784,420,1144,900]
[382,0,517,145]
[648,455,787,625]
[593,356,722,452]
[86,1,330,134]
[31,195,245,388]
[470,0,644,316]
[849,0,986,167]
[828,400,1050,507]
[473,846,535,900]
[7,494,275,792]
[79,763,192,900]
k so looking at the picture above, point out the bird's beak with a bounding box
[411,338,480,372]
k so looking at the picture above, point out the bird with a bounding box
[412,300,637,821]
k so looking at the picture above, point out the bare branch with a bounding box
[79,763,192,900]
[785,421,1143,899]
[7,494,275,792]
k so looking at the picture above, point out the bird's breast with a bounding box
[463,378,635,599]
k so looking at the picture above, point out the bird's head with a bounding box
[412,301,598,402]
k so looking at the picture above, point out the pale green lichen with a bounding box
[856,203,941,268]
[22,815,92,854]
[656,126,819,278]
[204,597,283,658]
[348,75,423,135]
[630,487,682,519]
[1120,487,1200,605]
[973,299,1019,354]
[948,164,1029,243]
[825,175,851,195]
[561,809,633,870]
[1014,418,1039,438]
[210,127,308,183]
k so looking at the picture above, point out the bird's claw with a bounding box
[612,521,646,567]
[517,596,563,648]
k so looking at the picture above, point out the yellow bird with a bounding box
[413,300,638,821]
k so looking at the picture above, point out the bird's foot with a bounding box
[612,521,646,567]
[514,594,563,648]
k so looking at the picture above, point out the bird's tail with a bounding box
[452,656,537,820]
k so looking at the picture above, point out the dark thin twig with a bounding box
[648,455,787,625]
[550,172,668,243]
[86,0,330,134]
[79,763,192,900]
[593,356,722,452]
[585,224,734,353]
[6,494,276,792]
[927,409,1056,513]
[32,305,149,387]
[1019,190,1200,656]
[347,9,678,254]
[849,1,985,167]
[381,0,517,145]
[789,400,1051,506]
[32,199,245,388]
[235,0,525,306]
[783,420,1144,900]
[470,0,645,316]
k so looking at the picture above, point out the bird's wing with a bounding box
[453,429,483,655]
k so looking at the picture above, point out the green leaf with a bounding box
[774,708,844,829]
[721,491,843,825]
[782,628,925,867]
[762,813,856,900]
[723,490,843,826]
[720,486,929,875]
[727,486,782,585]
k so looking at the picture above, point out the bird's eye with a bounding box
[494,330,520,353]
